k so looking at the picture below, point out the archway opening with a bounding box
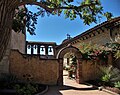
[57,45,83,85]
[63,52,77,79]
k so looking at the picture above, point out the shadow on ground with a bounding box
[44,84,97,95]
[59,85,97,91]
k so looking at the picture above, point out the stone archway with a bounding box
[56,45,83,85]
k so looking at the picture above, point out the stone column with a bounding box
[53,46,56,56]
[76,59,83,83]
[57,59,63,85]
[45,45,48,55]
[31,45,34,54]
[37,45,40,55]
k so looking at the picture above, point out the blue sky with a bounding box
[26,0,120,45]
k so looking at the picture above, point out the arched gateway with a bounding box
[56,45,83,85]
[0,0,83,85]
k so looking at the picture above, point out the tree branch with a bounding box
[16,1,99,13]
[51,3,98,10]
[16,1,54,13]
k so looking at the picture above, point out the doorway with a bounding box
[56,45,83,85]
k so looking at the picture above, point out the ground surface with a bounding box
[43,70,112,95]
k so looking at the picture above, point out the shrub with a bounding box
[105,42,120,59]
[0,73,18,89]
[100,66,120,86]
[15,83,38,95]
[102,74,111,83]
[0,73,18,83]
[114,81,120,89]
[114,50,120,59]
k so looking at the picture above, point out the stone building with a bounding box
[56,17,120,68]
[56,16,120,52]
[0,16,120,85]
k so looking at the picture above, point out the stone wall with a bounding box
[0,30,26,76]
[9,50,59,85]
[82,60,102,81]
[72,29,111,49]
[111,27,120,43]
[0,40,11,74]
[11,30,26,54]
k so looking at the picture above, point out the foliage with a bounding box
[79,42,93,54]
[104,12,113,20]
[12,0,112,35]
[49,0,112,24]
[64,55,77,78]
[114,50,120,59]
[100,66,120,85]
[12,7,39,35]
[0,73,18,83]
[102,74,111,83]
[114,81,120,88]
[0,73,45,95]
[68,55,77,72]
[100,66,111,83]
[15,83,38,95]
[12,7,26,34]
[79,42,120,61]
[64,66,70,71]
[68,55,77,78]
[105,43,120,51]
[0,73,18,89]
[68,66,76,72]
[105,42,120,59]
[79,43,109,62]
[71,55,77,66]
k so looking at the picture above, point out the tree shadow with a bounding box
[44,85,63,95]
[59,85,97,91]
[44,83,97,95]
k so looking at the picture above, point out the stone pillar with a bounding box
[37,45,40,55]
[57,59,63,86]
[53,46,56,56]
[76,59,83,83]
[45,45,48,55]
[31,45,34,54]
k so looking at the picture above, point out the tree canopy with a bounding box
[12,0,113,35]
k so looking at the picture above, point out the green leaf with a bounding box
[85,0,91,4]
[104,12,113,20]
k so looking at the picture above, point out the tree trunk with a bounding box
[0,0,16,61]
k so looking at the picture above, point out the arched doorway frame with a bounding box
[56,45,83,85]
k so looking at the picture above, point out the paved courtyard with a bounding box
[43,71,112,95]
